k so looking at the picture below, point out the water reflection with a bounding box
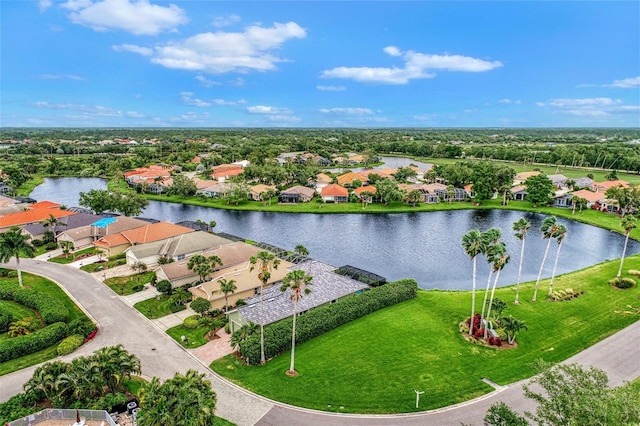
[32,177,639,290]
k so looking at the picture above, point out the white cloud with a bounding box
[496,99,522,105]
[605,76,640,89]
[537,97,638,117]
[246,105,292,114]
[321,46,502,84]
[112,44,153,56]
[212,14,241,28]
[117,21,306,74]
[33,101,122,116]
[39,0,53,12]
[180,92,211,107]
[413,113,437,121]
[213,98,245,106]
[319,107,374,115]
[316,85,346,92]
[38,74,85,81]
[62,0,188,36]
[195,75,219,87]
[126,111,145,118]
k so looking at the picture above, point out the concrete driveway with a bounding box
[1,259,639,425]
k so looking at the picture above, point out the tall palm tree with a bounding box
[0,226,36,287]
[219,278,237,313]
[480,228,501,329]
[461,229,483,336]
[617,215,637,278]
[532,216,558,302]
[249,250,280,364]
[280,269,313,376]
[512,218,531,304]
[547,224,568,296]
[485,242,510,337]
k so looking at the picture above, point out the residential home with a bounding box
[189,258,295,312]
[227,260,368,333]
[0,201,76,233]
[94,221,194,257]
[511,185,528,201]
[211,164,244,182]
[570,189,606,208]
[514,171,541,185]
[321,184,349,203]
[336,171,368,186]
[250,184,277,202]
[314,173,333,193]
[278,186,316,203]
[124,165,173,186]
[591,180,630,193]
[547,174,569,190]
[22,212,104,241]
[155,241,262,288]
[359,169,394,181]
[553,191,573,208]
[353,185,378,203]
[572,177,594,189]
[196,182,235,198]
[57,216,149,250]
[124,231,232,266]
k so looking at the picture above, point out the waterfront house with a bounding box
[278,186,315,203]
[94,221,194,258]
[321,184,349,203]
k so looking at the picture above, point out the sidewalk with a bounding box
[151,309,195,331]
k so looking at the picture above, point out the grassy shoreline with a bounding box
[211,255,640,414]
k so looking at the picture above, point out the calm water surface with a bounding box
[31,177,640,290]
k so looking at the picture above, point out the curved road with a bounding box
[1,259,639,425]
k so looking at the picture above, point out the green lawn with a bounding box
[104,272,155,296]
[134,294,185,319]
[166,319,211,348]
[0,300,42,343]
[211,256,640,414]
[49,247,98,265]
[0,273,92,376]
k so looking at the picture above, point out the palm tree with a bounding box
[360,190,374,209]
[187,254,222,282]
[249,250,280,364]
[219,278,237,313]
[207,254,223,271]
[485,242,510,337]
[512,218,531,304]
[41,214,60,236]
[23,361,66,401]
[294,244,309,257]
[280,269,313,376]
[480,228,501,329]
[532,216,558,302]
[547,224,567,296]
[461,229,483,336]
[230,321,259,351]
[93,344,141,394]
[500,316,528,344]
[0,226,36,287]
[617,215,637,278]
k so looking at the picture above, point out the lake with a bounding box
[30,177,640,290]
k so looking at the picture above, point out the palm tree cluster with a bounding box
[23,345,140,408]
[187,254,223,283]
[249,250,280,365]
[137,370,216,426]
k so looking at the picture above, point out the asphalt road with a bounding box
[1,259,639,425]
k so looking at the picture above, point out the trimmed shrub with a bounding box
[9,287,69,324]
[239,279,418,365]
[169,304,186,313]
[132,284,144,292]
[0,312,13,333]
[67,318,95,337]
[610,277,636,289]
[548,288,584,302]
[628,269,640,277]
[57,334,84,356]
[0,322,68,362]
[183,315,200,329]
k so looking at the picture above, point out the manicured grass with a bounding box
[0,300,42,343]
[0,345,59,376]
[211,256,640,414]
[166,319,211,348]
[104,272,155,296]
[134,294,185,319]
[123,376,147,396]
[80,257,127,273]
[49,247,98,265]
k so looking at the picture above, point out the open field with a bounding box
[212,255,640,414]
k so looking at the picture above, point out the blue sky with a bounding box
[1,1,639,128]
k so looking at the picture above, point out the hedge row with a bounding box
[57,334,85,356]
[0,312,13,333]
[239,278,418,365]
[0,284,69,324]
[0,322,68,363]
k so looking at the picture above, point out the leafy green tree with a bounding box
[280,269,313,375]
[392,166,417,183]
[406,189,422,207]
[547,224,567,296]
[461,229,483,336]
[470,161,498,202]
[167,174,197,197]
[250,250,280,364]
[484,401,528,426]
[230,321,259,351]
[41,214,61,237]
[500,316,527,344]
[23,361,67,402]
[512,217,531,304]
[114,192,148,216]
[79,189,114,214]
[92,344,141,394]
[156,280,172,296]
[359,189,375,209]
[496,165,516,205]
[59,240,74,259]
[294,244,309,257]
[532,216,558,302]
[606,185,640,217]
[375,178,402,205]
[617,215,637,278]
[190,297,211,316]
[137,370,216,426]
[525,174,554,207]
[0,226,36,287]
[219,278,237,314]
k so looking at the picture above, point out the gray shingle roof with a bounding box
[238,260,368,326]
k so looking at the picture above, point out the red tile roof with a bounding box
[354,185,377,195]
[571,189,606,203]
[0,207,76,228]
[321,184,349,197]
